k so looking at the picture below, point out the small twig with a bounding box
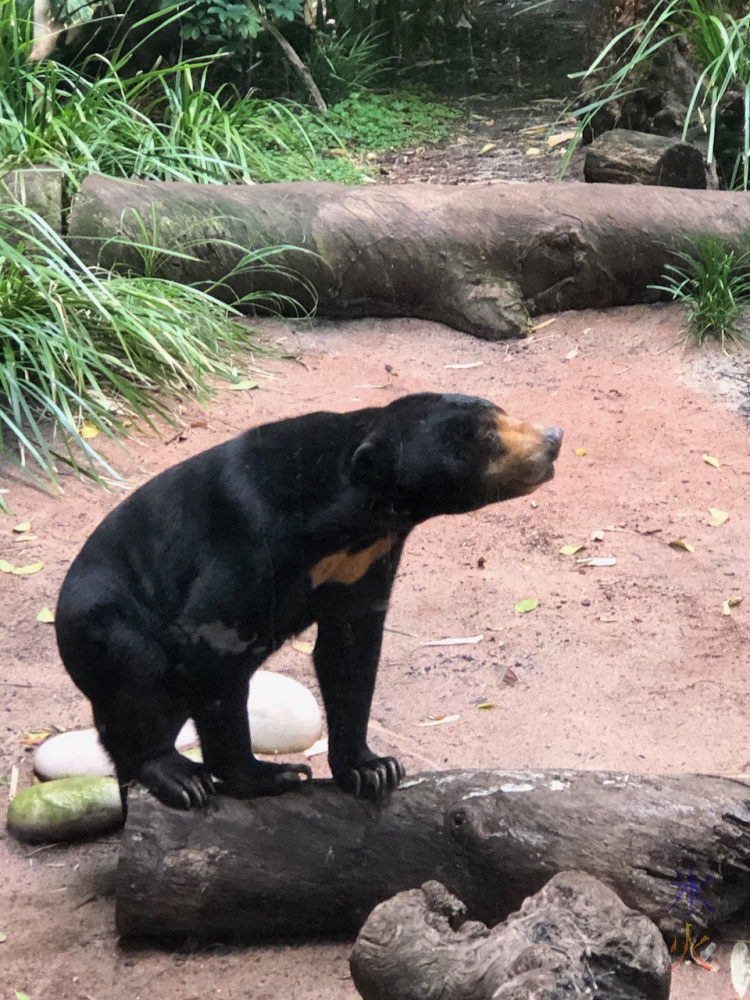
[368,720,441,771]
[26,842,65,857]
[384,626,420,638]
[0,680,32,688]
[653,336,688,356]
[614,365,632,375]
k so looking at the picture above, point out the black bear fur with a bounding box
[55,393,562,810]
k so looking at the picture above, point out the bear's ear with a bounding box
[350,435,396,488]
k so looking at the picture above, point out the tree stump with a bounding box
[116,768,750,942]
[350,873,671,1000]
[584,129,710,188]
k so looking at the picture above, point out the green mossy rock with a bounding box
[7,776,123,843]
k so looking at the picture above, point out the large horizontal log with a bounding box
[68,177,750,341]
[116,768,750,942]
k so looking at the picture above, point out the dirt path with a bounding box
[2,305,749,998]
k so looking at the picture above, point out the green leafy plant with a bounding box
[309,26,391,103]
[319,89,458,151]
[560,0,750,189]
[0,203,303,500]
[652,235,750,350]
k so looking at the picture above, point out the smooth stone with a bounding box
[7,776,122,843]
[35,671,323,779]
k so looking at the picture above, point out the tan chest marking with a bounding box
[310,534,396,589]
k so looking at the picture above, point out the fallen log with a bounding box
[116,768,750,942]
[349,874,671,1000]
[583,129,710,188]
[68,177,750,341]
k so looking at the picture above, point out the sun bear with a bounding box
[55,393,562,810]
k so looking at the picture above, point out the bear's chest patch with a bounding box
[310,534,396,589]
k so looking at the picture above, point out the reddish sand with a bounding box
[2,305,748,999]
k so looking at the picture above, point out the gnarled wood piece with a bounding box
[68,177,750,341]
[584,129,710,188]
[350,873,671,1000]
[116,768,750,942]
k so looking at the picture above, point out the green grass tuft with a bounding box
[653,235,750,351]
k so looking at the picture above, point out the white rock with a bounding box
[35,671,323,779]
[247,670,323,755]
[34,728,115,780]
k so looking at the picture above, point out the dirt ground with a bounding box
[3,305,750,998]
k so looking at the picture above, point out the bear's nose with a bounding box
[544,427,564,459]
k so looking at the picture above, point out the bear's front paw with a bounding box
[335,756,405,800]
[140,751,215,810]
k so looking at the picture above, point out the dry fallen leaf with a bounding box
[591,530,605,542]
[703,454,721,470]
[565,348,579,360]
[12,521,31,533]
[560,544,586,556]
[575,447,587,457]
[80,421,99,439]
[422,635,483,647]
[291,639,315,655]
[530,317,556,332]
[36,607,55,623]
[418,714,460,727]
[9,765,18,802]
[723,596,743,616]
[526,147,541,156]
[0,560,14,573]
[0,932,6,943]
[12,562,43,575]
[22,729,53,746]
[547,130,577,147]
[476,701,496,710]
[13,534,37,542]
[503,668,519,685]
[669,539,695,553]
[578,557,617,567]
[444,362,483,370]
[478,143,495,155]
[708,507,729,526]
[515,598,538,614]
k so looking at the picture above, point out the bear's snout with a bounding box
[543,426,564,459]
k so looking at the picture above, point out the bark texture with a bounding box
[116,769,750,942]
[350,873,671,1000]
[68,177,750,341]
[584,129,709,188]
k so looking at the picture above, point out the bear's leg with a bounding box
[190,666,312,798]
[61,619,213,811]
[314,608,405,798]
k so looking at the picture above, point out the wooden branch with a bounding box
[116,768,750,942]
[584,129,711,188]
[68,177,750,341]
[350,874,671,1000]
[258,13,327,114]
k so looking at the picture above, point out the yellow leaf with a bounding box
[515,598,538,614]
[530,318,556,332]
[723,596,743,615]
[669,539,695,553]
[560,544,586,556]
[0,560,14,573]
[0,932,6,943]
[80,422,99,439]
[12,561,43,575]
[702,454,720,469]
[526,147,541,156]
[12,521,31,533]
[22,730,52,746]
[478,143,495,155]
[575,447,587,457]
[36,607,55,623]
[708,508,729,526]
[13,533,37,541]
[547,130,576,147]
[292,638,315,655]
[476,701,496,710]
